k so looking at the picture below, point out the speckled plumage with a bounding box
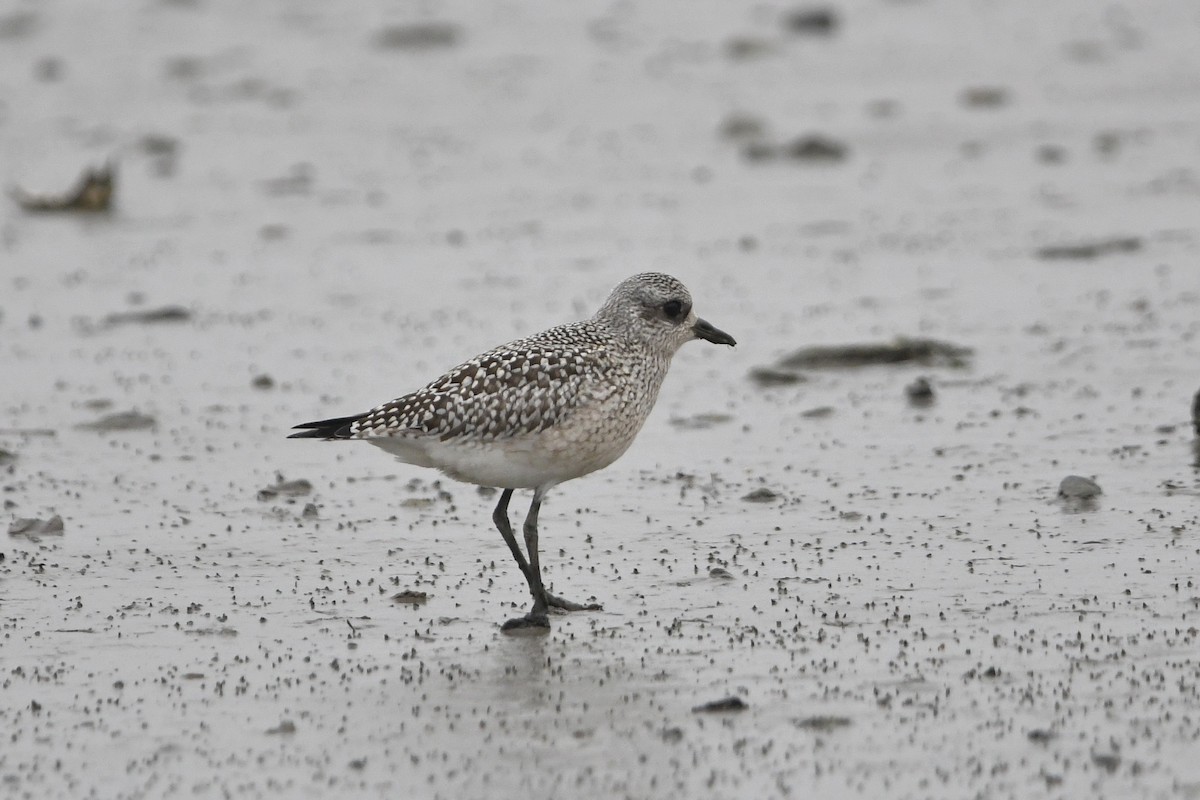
[291,272,736,630]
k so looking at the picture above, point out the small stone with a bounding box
[391,590,428,605]
[1058,475,1102,499]
[251,374,275,390]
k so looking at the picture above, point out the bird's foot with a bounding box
[500,612,551,633]
[546,593,603,613]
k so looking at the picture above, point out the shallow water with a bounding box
[3,1,1200,798]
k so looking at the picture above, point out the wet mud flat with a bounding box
[3,1,1200,799]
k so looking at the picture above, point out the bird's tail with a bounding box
[288,413,366,440]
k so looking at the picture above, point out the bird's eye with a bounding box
[662,300,683,319]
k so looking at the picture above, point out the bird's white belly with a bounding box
[366,432,631,490]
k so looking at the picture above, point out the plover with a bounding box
[291,273,736,630]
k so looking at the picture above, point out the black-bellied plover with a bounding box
[291,273,736,631]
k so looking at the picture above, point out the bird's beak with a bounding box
[693,318,737,346]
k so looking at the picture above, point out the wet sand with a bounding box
[3,1,1200,798]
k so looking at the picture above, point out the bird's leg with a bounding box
[493,489,549,631]
[524,493,603,614]
[521,496,549,617]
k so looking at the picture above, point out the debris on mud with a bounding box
[1035,236,1142,260]
[764,337,972,375]
[8,515,64,539]
[793,715,852,731]
[741,140,778,162]
[741,487,780,503]
[1191,388,1199,436]
[719,113,767,141]
[709,567,735,580]
[693,696,748,713]
[392,590,429,605]
[139,134,181,177]
[77,410,157,432]
[266,720,297,736]
[102,305,192,326]
[748,366,808,387]
[738,133,848,163]
[786,135,848,162]
[1058,475,1102,499]
[261,163,314,196]
[669,413,733,430]
[800,405,834,418]
[257,475,313,501]
[374,22,460,51]
[252,374,275,390]
[12,163,115,213]
[782,7,839,36]
[960,86,1009,108]
[905,376,935,406]
[301,503,319,519]
[0,448,16,467]
[724,36,774,61]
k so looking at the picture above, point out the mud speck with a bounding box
[374,23,460,51]
[905,376,935,405]
[782,7,839,36]
[960,86,1009,108]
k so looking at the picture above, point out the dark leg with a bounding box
[523,492,602,614]
[521,496,549,616]
[494,489,602,632]
[493,489,549,631]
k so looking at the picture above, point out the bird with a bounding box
[290,273,736,631]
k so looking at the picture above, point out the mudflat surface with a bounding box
[3,2,1200,798]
